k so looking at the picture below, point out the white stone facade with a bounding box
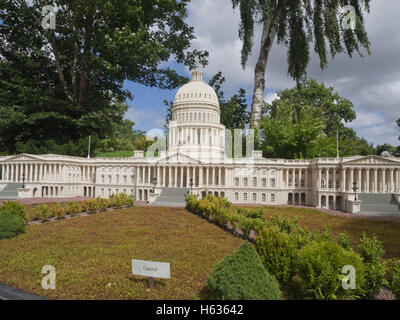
[1,68,400,212]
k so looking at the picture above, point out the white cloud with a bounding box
[264,92,279,104]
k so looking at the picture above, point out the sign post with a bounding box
[132,259,170,290]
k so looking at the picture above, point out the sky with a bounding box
[124,0,400,146]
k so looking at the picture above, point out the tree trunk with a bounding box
[250,19,277,127]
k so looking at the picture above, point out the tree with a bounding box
[0,0,207,153]
[263,78,356,137]
[376,144,400,157]
[261,103,326,159]
[232,0,371,126]
[209,72,250,130]
[261,80,375,159]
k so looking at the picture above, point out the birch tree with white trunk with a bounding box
[232,0,372,127]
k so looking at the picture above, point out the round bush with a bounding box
[206,241,281,300]
[0,210,26,239]
[0,201,27,223]
[294,241,366,300]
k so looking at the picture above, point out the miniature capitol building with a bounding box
[0,67,400,214]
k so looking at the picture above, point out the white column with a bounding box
[357,169,362,192]
[389,169,394,193]
[199,167,203,187]
[218,167,222,186]
[286,169,289,188]
[318,168,321,190]
[180,167,184,187]
[299,169,302,188]
[325,168,329,189]
[350,168,354,191]
[304,169,308,188]
[174,166,178,187]
[366,168,370,193]
[373,168,378,193]
[212,167,215,186]
[206,167,209,186]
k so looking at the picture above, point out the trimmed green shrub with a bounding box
[81,200,90,213]
[66,202,82,216]
[256,227,298,283]
[33,204,51,221]
[387,258,400,300]
[0,210,25,239]
[87,199,99,213]
[1,201,27,223]
[206,242,281,300]
[126,195,134,207]
[52,203,66,220]
[294,241,366,300]
[358,233,387,298]
[96,197,109,211]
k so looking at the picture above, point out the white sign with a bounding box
[132,259,171,279]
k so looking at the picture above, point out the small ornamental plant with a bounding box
[207,242,281,300]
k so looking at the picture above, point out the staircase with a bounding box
[0,183,23,200]
[358,193,400,216]
[151,188,190,207]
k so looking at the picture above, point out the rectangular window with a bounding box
[243,178,248,187]
[243,193,248,201]
[262,178,267,187]
[270,194,276,202]
[270,179,276,188]
[252,193,257,201]
[235,192,239,201]
[235,178,240,186]
[262,193,266,202]
[253,177,257,187]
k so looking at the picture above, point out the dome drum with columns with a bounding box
[0,67,399,215]
[168,67,226,160]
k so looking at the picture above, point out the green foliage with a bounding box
[52,203,66,220]
[338,232,352,251]
[0,209,25,239]
[294,241,365,300]
[96,197,110,211]
[86,199,99,213]
[256,227,295,284]
[261,79,374,159]
[232,0,371,80]
[209,72,250,130]
[66,202,82,216]
[0,201,27,223]
[358,233,387,298]
[206,242,281,300]
[33,204,51,222]
[387,258,400,300]
[0,0,207,154]
[109,193,129,209]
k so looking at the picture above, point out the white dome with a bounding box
[173,69,219,108]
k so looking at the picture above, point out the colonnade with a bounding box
[169,127,224,147]
[136,165,227,188]
[283,168,309,189]
[317,167,400,193]
[0,163,97,184]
